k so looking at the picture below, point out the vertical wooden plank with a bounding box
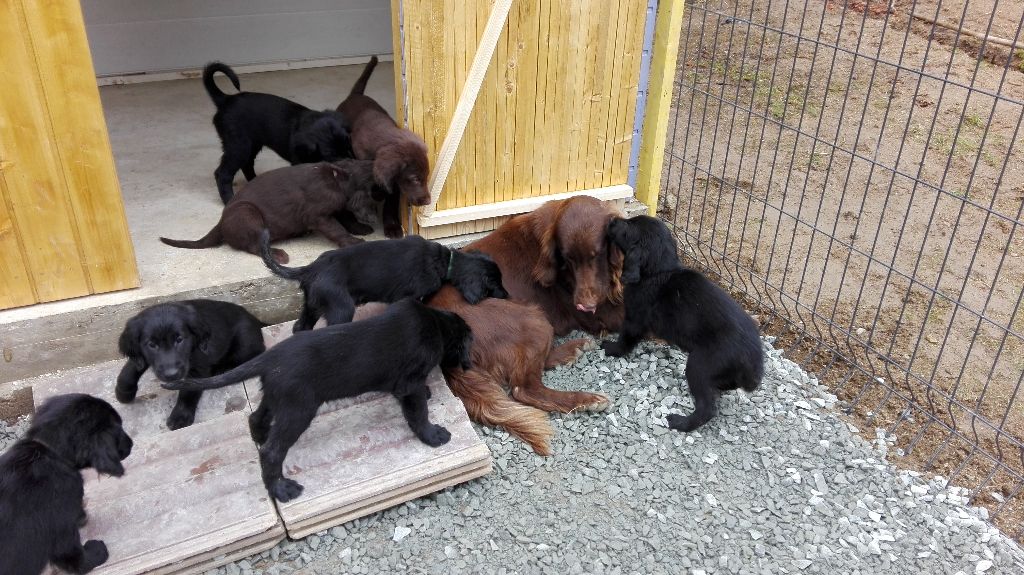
[601,0,631,187]
[0,173,36,309]
[495,1,515,205]
[545,1,569,195]
[574,0,603,190]
[22,0,138,295]
[559,0,582,195]
[636,0,684,213]
[611,0,645,183]
[477,0,499,210]
[391,0,406,128]
[511,0,539,201]
[530,0,552,196]
[0,0,91,304]
[584,0,617,189]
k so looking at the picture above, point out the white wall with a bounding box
[82,0,393,77]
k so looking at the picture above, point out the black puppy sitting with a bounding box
[117,299,266,430]
[203,62,353,204]
[601,215,764,432]
[162,298,473,503]
[258,229,508,331]
[0,394,133,575]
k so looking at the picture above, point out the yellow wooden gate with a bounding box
[392,0,683,238]
[0,0,138,310]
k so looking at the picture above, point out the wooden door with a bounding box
[0,0,138,310]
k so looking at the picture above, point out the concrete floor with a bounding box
[0,62,396,325]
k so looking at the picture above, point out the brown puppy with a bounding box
[427,285,609,456]
[160,160,374,263]
[337,56,431,238]
[467,195,625,336]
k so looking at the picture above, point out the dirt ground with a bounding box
[665,0,1024,539]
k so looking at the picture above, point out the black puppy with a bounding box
[259,229,508,332]
[0,394,133,575]
[117,299,266,430]
[162,298,473,502]
[204,62,353,204]
[601,215,764,432]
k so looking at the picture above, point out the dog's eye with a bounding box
[175,335,184,345]
[147,340,157,349]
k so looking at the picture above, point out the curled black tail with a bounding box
[259,229,307,280]
[161,354,267,392]
[349,56,378,96]
[202,62,241,108]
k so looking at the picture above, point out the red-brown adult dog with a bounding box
[427,286,608,455]
[337,56,430,238]
[467,195,625,335]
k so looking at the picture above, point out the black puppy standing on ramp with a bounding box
[116,300,266,430]
[259,230,508,331]
[601,216,764,432]
[162,299,474,503]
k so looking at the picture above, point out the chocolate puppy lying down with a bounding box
[160,160,374,263]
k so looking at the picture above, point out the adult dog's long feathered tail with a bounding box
[160,354,269,392]
[349,56,378,96]
[446,369,554,456]
[258,229,307,280]
[202,62,241,108]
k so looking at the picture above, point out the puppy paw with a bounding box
[579,393,612,412]
[666,413,703,432]
[600,340,626,357]
[345,221,374,236]
[383,223,404,239]
[419,424,451,447]
[166,409,196,430]
[83,539,109,569]
[114,382,138,403]
[270,478,304,502]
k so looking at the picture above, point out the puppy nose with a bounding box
[162,368,182,380]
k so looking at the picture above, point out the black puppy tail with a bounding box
[258,229,307,280]
[203,62,241,108]
[161,355,266,392]
[349,55,378,96]
[160,224,223,250]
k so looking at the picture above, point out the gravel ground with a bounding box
[4,337,1023,574]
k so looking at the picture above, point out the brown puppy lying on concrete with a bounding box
[160,160,374,263]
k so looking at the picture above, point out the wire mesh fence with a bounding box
[661,0,1024,538]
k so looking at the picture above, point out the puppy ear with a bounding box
[607,229,626,303]
[118,316,146,368]
[290,129,319,163]
[89,431,125,477]
[183,304,212,353]
[459,332,474,371]
[372,145,404,192]
[328,117,353,158]
[531,217,559,288]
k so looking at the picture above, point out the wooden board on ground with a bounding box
[42,412,283,575]
[257,314,491,539]
[244,370,491,539]
[30,358,251,440]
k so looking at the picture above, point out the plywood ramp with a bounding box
[26,313,490,573]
